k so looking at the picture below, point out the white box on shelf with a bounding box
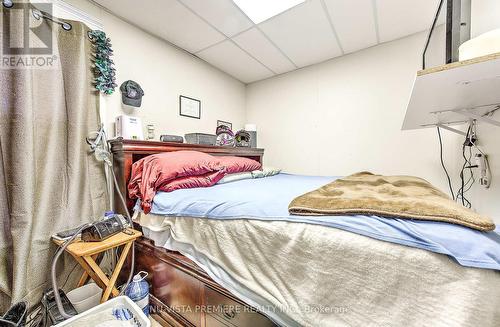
[116,115,144,140]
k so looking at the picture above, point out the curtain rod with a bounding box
[2,0,73,31]
[32,8,72,31]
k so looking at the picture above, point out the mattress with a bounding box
[139,173,500,270]
[139,215,500,327]
[135,174,500,325]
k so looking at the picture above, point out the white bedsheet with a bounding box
[139,213,500,327]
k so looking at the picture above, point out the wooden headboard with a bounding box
[109,138,264,214]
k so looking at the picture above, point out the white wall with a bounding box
[471,0,500,37]
[246,31,500,223]
[457,0,500,221]
[65,0,247,138]
[465,0,500,221]
[246,31,448,177]
[467,123,500,222]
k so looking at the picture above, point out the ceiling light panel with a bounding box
[232,0,306,24]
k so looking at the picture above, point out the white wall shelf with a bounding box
[402,52,500,134]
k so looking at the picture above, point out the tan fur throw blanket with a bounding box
[289,172,495,231]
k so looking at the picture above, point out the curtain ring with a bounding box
[61,22,72,31]
[31,8,72,32]
[2,0,14,8]
[32,9,41,20]
[87,30,94,41]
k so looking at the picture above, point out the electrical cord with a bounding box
[462,149,475,194]
[457,138,468,206]
[458,150,473,207]
[51,223,92,319]
[437,127,455,200]
[110,162,135,295]
[61,262,80,289]
[51,125,136,319]
[456,125,473,208]
[100,129,135,295]
[422,0,445,69]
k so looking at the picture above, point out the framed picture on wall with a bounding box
[179,95,201,119]
[217,120,232,130]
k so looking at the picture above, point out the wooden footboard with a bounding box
[125,237,276,327]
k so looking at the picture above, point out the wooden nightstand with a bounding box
[52,228,142,303]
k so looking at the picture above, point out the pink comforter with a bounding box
[128,150,261,213]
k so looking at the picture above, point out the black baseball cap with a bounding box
[120,80,144,107]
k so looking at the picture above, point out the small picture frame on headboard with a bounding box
[179,95,201,119]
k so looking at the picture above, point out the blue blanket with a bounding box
[148,173,500,270]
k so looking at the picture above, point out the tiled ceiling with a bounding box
[94,0,442,84]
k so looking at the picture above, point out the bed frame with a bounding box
[109,138,275,327]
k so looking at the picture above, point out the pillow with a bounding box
[216,156,262,174]
[217,171,254,184]
[160,170,225,192]
[217,167,281,184]
[128,151,222,213]
[251,167,281,178]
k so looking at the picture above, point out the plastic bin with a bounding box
[66,283,102,314]
[54,296,150,327]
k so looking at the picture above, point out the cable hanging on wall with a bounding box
[422,0,445,70]
[438,118,492,209]
[456,124,474,208]
[437,126,455,200]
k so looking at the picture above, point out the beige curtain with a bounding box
[0,5,108,309]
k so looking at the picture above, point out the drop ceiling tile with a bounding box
[259,0,342,67]
[376,0,441,43]
[94,0,225,53]
[197,40,274,83]
[323,0,378,53]
[180,0,253,37]
[232,28,296,74]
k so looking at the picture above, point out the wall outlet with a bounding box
[475,153,491,188]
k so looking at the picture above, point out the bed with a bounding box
[110,138,500,327]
